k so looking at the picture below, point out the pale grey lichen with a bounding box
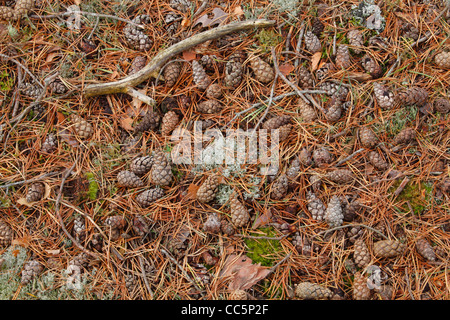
[351,0,386,32]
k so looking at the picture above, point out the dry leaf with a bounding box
[120,116,134,131]
[347,72,372,82]
[45,249,61,255]
[279,63,295,76]
[311,51,322,72]
[252,209,273,229]
[194,8,228,27]
[185,183,200,200]
[233,6,244,16]
[182,51,197,61]
[193,40,213,54]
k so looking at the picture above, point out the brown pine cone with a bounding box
[192,60,211,90]
[304,31,322,53]
[373,82,395,110]
[325,99,342,123]
[374,285,394,300]
[392,127,416,145]
[229,50,247,64]
[229,289,247,300]
[134,110,161,132]
[150,151,173,186]
[230,195,250,228]
[335,45,351,69]
[271,174,288,200]
[400,21,419,40]
[19,82,43,98]
[0,219,13,247]
[295,282,333,300]
[105,215,126,241]
[278,124,292,141]
[26,182,45,202]
[433,97,450,114]
[123,15,152,51]
[199,54,218,72]
[249,55,274,83]
[197,99,223,114]
[395,86,428,107]
[299,148,313,167]
[353,272,371,300]
[196,174,219,203]
[14,0,34,19]
[202,213,221,233]
[361,54,382,78]
[73,216,86,242]
[128,55,147,75]
[206,83,223,99]
[70,114,93,139]
[224,61,244,89]
[262,115,291,130]
[325,169,355,184]
[132,214,152,237]
[121,135,141,154]
[220,219,235,235]
[347,29,364,54]
[311,17,324,37]
[435,51,450,69]
[319,82,349,100]
[130,156,153,176]
[325,195,343,228]
[41,133,58,153]
[48,78,67,94]
[354,239,371,268]
[368,150,389,170]
[298,98,317,122]
[68,253,90,270]
[342,199,362,222]
[117,170,144,188]
[135,187,165,207]
[316,62,333,81]
[0,6,15,20]
[297,65,314,88]
[359,126,378,148]
[306,191,326,221]
[21,259,43,285]
[312,147,332,166]
[286,156,301,182]
[161,111,179,136]
[291,232,312,256]
[344,258,357,274]
[415,238,436,262]
[163,61,181,87]
[309,175,322,193]
[373,240,406,258]
[164,11,181,37]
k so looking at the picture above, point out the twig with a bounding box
[404,267,416,300]
[268,253,291,274]
[124,87,156,106]
[0,53,44,89]
[294,24,305,68]
[281,50,310,60]
[0,171,60,189]
[83,19,276,97]
[193,0,209,18]
[234,233,289,241]
[335,148,364,166]
[318,223,389,240]
[329,127,352,141]
[392,176,410,198]
[87,16,100,40]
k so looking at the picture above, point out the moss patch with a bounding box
[244,226,282,267]
[255,29,282,53]
[85,172,99,201]
[390,180,433,215]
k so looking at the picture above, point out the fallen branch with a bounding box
[83,19,275,98]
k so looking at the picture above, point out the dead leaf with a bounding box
[45,249,61,255]
[58,128,80,147]
[278,63,295,76]
[56,111,66,124]
[120,116,134,131]
[252,209,273,229]
[17,182,52,207]
[185,183,200,200]
[182,51,197,61]
[233,6,244,17]
[181,17,190,28]
[194,7,228,27]
[193,40,213,54]
[311,51,322,72]
[347,72,373,82]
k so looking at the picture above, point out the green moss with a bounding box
[244,226,282,267]
[390,180,433,215]
[85,172,99,201]
[255,29,282,53]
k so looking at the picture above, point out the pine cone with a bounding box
[70,114,94,139]
[202,213,221,233]
[124,15,152,51]
[415,238,436,262]
[304,31,322,53]
[291,232,312,256]
[21,259,43,285]
[295,282,333,300]
[344,258,357,274]
[130,156,153,176]
[197,99,223,114]
[48,78,67,94]
[41,133,58,153]
[347,29,364,54]
[164,12,181,38]
[117,170,144,188]
[68,253,90,270]
[105,215,126,241]
[230,195,250,228]
[163,61,181,87]
[354,239,371,268]
[343,199,362,222]
[161,111,179,136]
[128,55,147,75]
[132,214,152,237]
[26,182,45,202]
[206,83,223,99]
[359,126,378,148]
[229,50,247,64]
[368,150,389,170]
[435,51,450,69]
[313,147,332,166]
[309,175,322,193]
[374,285,394,300]
[220,219,235,235]
[0,219,13,247]
[150,151,173,186]
[311,17,324,37]
[400,21,419,40]
[316,62,333,81]
[434,97,450,114]
[286,157,301,182]
[0,6,15,20]
[225,61,244,89]
[134,110,161,132]
[325,98,342,123]
[361,54,382,78]
[373,240,406,258]
[14,0,34,19]
[196,174,219,203]
[229,289,247,300]
[298,98,317,122]
[249,55,274,83]
[306,191,326,221]
[73,216,86,242]
[199,54,218,72]
[192,60,211,90]
[19,82,43,98]
[353,272,371,300]
[319,82,349,100]
[271,174,288,200]
[325,169,355,184]
[325,195,343,228]
[392,127,416,145]
[121,135,141,154]
[299,148,313,166]
[335,45,351,69]
[262,115,291,130]
[395,86,428,107]
[297,65,314,88]
[373,82,395,110]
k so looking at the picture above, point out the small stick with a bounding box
[124,87,156,106]
[335,148,364,166]
[392,176,410,198]
[0,171,60,189]
[329,127,351,141]
[0,53,44,89]
[294,24,305,68]
[318,223,389,240]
